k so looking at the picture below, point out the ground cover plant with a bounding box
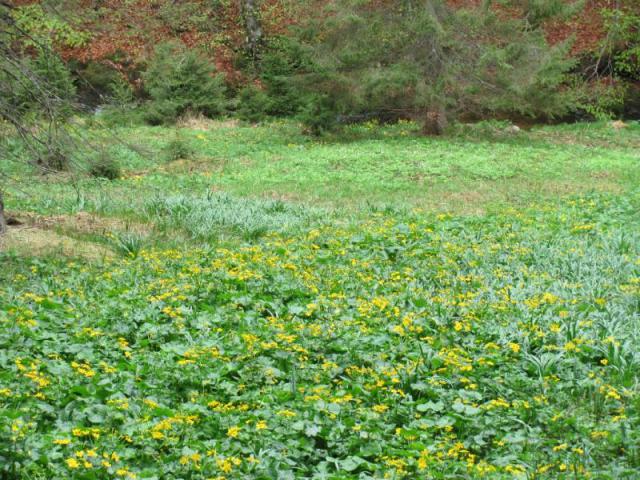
[1,120,640,479]
[4,120,640,218]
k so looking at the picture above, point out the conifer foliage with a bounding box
[142,42,227,125]
[295,0,582,134]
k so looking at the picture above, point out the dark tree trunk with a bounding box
[422,105,448,135]
[0,191,7,235]
[241,0,263,66]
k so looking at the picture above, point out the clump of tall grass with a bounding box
[144,192,324,241]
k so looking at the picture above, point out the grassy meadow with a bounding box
[1,119,640,479]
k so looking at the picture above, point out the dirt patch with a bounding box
[262,190,304,203]
[435,190,488,215]
[589,170,618,180]
[530,128,640,151]
[161,157,226,175]
[541,180,622,196]
[14,211,150,237]
[0,225,113,260]
[176,114,239,131]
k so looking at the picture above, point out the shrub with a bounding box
[602,7,640,82]
[36,146,69,172]
[73,60,121,107]
[298,94,340,136]
[97,78,145,127]
[162,135,194,162]
[259,37,311,117]
[143,42,227,125]
[89,151,121,180]
[237,85,271,123]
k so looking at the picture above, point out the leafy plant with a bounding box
[2,190,640,479]
[144,191,323,240]
[162,135,195,162]
[110,230,146,257]
[89,151,121,180]
[601,6,640,81]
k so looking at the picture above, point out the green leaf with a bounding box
[417,401,444,412]
[340,456,366,472]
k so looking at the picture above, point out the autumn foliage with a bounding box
[12,0,632,79]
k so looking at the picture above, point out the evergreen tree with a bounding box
[296,0,581,134]
[143,42,227,124]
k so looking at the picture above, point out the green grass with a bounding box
[3,119,640,223]
[1,119,640,479]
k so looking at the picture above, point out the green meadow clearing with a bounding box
[1,120,640,479]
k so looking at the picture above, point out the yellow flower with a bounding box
[66,458,80,469]
[54,438,71,445]
[216,456,241,473]
[391,325,405,335]
[255,420,268,431]
[372,404,389,413]
[508,342,520,354]
[277,409,297,417]
[116,468,137,479]
[417,449,429,469]
[227,425,241,438]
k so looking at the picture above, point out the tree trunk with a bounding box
[0,191,7,235]
[241,0,263,66]
[422,105,448,135]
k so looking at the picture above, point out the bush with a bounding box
[298,94,340,136]
[89,151,121,180]
[162,135,194,162]
[237,85,271,123]
[96,78,145,127]
[36,146,69,172]
[73,61,121,107]
[143,42,227,125]
[259,37,311,117]
[233,36,311,120]
[602,7,640,81]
